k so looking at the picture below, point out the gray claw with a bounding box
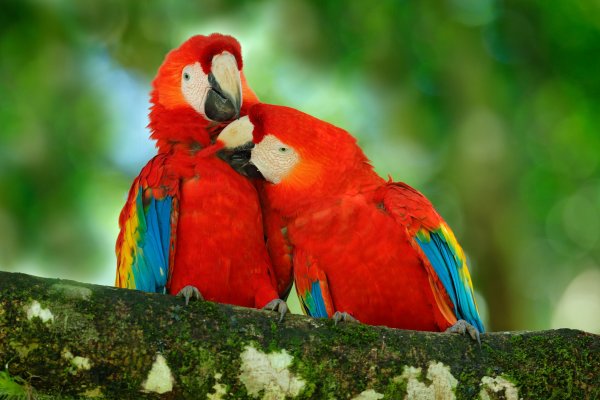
[176,285,203,305]
[445,319,481,345]
[262,299,288,322]
[332,311,359,325]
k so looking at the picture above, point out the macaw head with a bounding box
[150,33,259,151]
[217,104,376,207]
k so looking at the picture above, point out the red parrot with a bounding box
[115,34,286,318]
[216,104,485,339]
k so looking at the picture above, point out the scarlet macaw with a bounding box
[115,35,287,318]
[216,104,485,340]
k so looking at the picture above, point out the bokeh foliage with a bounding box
[1,0,599,332]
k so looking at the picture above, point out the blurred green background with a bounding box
[1,0,599,333]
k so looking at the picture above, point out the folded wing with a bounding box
[381,182,484,332]
[116,155,179,293]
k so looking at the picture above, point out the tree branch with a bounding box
[0,272,597,399]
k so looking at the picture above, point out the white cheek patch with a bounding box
[181,62,209,115]
[251,135,299,184]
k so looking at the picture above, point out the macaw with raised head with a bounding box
[115,35,287,319]
[216,104,485,340]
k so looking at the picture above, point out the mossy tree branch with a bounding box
[0,272,598,399]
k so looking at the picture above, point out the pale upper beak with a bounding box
[205,52,242,122]
[217,116,254,149]
[216,116,263,178]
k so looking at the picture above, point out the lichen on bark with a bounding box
[0,272,598,399]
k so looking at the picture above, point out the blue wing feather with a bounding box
[416,229,485,333]
[301,281,329,318]
[132,188,172,293]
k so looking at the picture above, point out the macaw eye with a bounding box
[278,147,288,153]
[183,72,191,81]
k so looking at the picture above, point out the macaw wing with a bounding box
[414,224,484,332]
[294,250,334,318]
[381,182,485,332]
[116,155,179,293]
[259,186,294,299]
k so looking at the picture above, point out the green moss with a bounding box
[289,356,335,399]
[456,368,481,399]
[489,331,599,399]
[175,346,218,393]
[383,375,407,398]
[331,323,379,347]
[197,300,222,320]
[509,334,523,345]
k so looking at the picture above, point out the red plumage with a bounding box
[274,179,452,330]
[167,149,277,307]
[255,180,295,297]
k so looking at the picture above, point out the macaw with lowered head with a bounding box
[216,103,485,340]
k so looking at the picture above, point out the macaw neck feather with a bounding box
[267,166,384,220]
[149,98,220,154]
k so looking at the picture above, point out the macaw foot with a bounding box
[332,311,359,326]
[262,299,289,322]
[445,319,481,345]
[176,285,203,305]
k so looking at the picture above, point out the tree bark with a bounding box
[0,272,597,399]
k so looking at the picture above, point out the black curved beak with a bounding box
[205,73,240,122]
[217,142,264,179]
[240,162,264,179]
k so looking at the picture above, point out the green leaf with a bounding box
[0,371,28,400]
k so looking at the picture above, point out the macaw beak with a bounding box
[205,52,242,122]
[217,142,264,179]
[216,116,264,178]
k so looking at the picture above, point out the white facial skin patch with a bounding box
[251,135,300,184]
[181,62,210,115]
